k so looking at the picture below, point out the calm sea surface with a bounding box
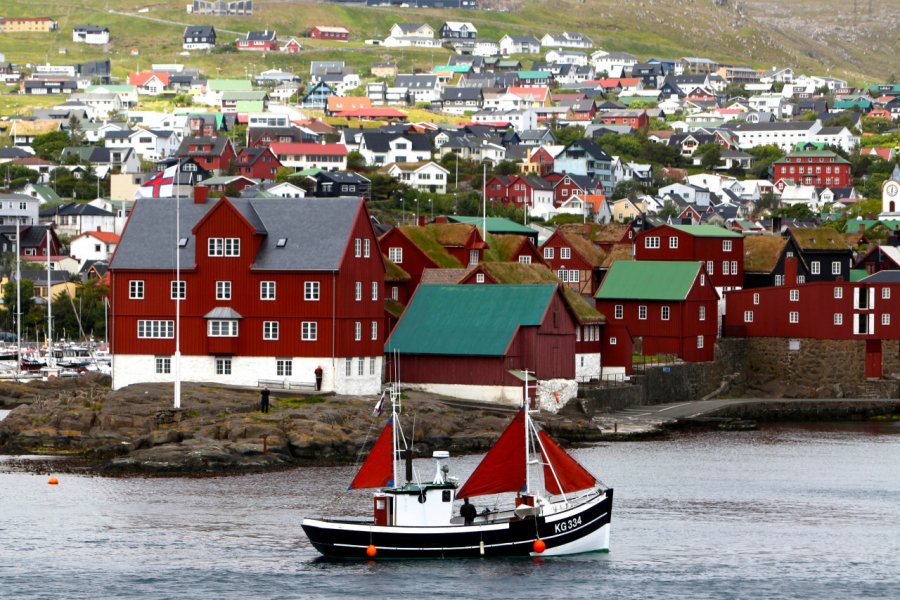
[1,421,898,600]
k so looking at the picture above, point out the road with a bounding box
[593,398,900,434]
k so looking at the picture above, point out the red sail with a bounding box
[457,410,526,499]
[349,420,394,489]
[539,430,597,495]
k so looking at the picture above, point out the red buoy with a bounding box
[48,477,59,485]
[533,539,546,553]
[366,544,377,557]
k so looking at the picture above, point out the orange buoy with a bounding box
[533,538,546,553]
[48,477,59,485]
[366,544,377,557]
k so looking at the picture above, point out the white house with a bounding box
[779,183,821,211]
[541,32,593,49]
[72,25,109,45]
[499,35,541,55]
[747,93,787,117]
[68,92,123,119]
[471,108,537,133]
[545,49,588,66]
[0,193,40,226]
[383,23,441,48]
[723,120,823,152]
[259,181,307,198]
[128,129,180,161]
[69,230,120,265]
[590,50,638,78]
[473,40,500,57]
[814,126,859,154]
[386,161,450,194]
[659,183,712,207]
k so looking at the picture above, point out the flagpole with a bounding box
[46,224,52,369]
[173,166,187,410]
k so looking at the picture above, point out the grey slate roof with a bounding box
[111,197,363,272]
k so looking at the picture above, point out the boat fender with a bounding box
[418,490,427,504]
[479,540,485,556]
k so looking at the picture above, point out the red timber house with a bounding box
[595,260,719,368]
[634,224,744,292]
[484,174,552,209]
[549,173,602,208]
[234,146,282,181]
[237,30,278,51]
[458,262,607,382]
[558,222,637,254]
[310,26,350,41]
[722,271,900,379]
[109,194,385,395]
[540,227,607,295]
[378,223,486,299]
[175,136,237,174]
[772,150,853,190]
[384,284,579,404]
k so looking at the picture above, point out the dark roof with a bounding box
[859,271,900,283]
[395,74,438,89]
[0,224,53,247]
[41,202,114,218]
[111,197,364,272]
[185,25,215,37]
[176,136,232,157]
[360,132,431,153]
[441,86,483,101]
[0,147,33,160]
[316,171,371,184]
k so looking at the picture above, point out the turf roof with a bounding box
[743,235,788,273]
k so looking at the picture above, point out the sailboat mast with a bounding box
[15,218,20,377]
[524,370,531,495]
[46,226,52,369]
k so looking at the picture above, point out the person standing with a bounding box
[260,385,270,413]
[460,497,477,526]
[314,366,323,391]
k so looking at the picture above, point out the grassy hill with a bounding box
[0,0,894,96]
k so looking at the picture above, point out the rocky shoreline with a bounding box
[0,377,616,476]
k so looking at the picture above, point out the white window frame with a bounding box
[834,313,843,325]
[697,335,704,349]
[364,238,371,258]
[518,255,531,264]
[276,358,293,377]
[638,305,647,320]
[371,320,378,340]
[644,236,660,249]
[170,280,186,300]
[354,321,362,341]
[560,247,571,260]
[155,356,171,374]
[263,321,279,340]
[224,237,240,257]
[744,310,753,323]
[260,280,276,300]
[614,305,623,319]
[355,281,362,301]
[208,320,239,337]
[669,236,678,249]
[216,280,232,300]
[882,287,891,300]
[208,237,223,257]
[216,357,232,375]
[304,281,319,301]
[882,313,890,326]
[301,321,318,341]
[790,289,799,302]
[811,261,821,275]
[543,247,554,260]
[354,238,361,258]
[661,306,670,321]
[707,261,714,275]
[371,281,378,301]
[389,247,403,263]
[723,239,732,252]
[129,280,144,300]
[138,320,174,339]
[699,305,706,321]
[831,261,841,275]
[789,311,799,324]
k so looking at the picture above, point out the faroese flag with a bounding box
[135,164,178,199]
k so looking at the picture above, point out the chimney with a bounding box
[772,215,782,233]
[417,215,425,227]
[193,185,209,204]
[784,255,798,285]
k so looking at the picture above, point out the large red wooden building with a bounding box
[595,260,719,363]
[723,275,900,378]
[634,224,744,291]
[772,150,852,189]
[109,194,384,395]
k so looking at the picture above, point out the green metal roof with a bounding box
[30,184,61,203]
[517,70,550,79]
[849,269,868,283]
[85,85,136,93]
[434,65,470,73]
[775,150,851,164]
[385,284,557,356]
[235,100,264,113]
[222,91,268,101]
[288,167,322,177]
[667,224,743,238]
[448,216,534,235]
[595,260,701,301]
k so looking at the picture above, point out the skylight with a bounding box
[276,238,287,247]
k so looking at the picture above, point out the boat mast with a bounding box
[524,369,532,495]
[46,225,52,369]
[15,218,20,378]
[391,349,401,489]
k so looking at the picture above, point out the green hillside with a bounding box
[0,0,893,88]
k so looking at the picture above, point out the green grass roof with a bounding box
[595,260,701,301]
[385,284,557,356]
[400,225,465,268]
[667,224,743,238]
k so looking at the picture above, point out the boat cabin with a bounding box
[374,451,458,527]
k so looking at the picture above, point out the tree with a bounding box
[774,203,814,220]
[346,150,368,172]
[799,110,820,122]
[551,125,586,147]
[67,115,85,146]
[659,199,681,220]
[2,279,34,332]
[31,131,71,162]
[612,179,646,200]
[51,280,109,342]
[694,143,722,171]
[492,160,519,176]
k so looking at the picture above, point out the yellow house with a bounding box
[0,17,58,33]
[610,198,644,223]
[0,274,79,304]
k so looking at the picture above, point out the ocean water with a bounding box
[1,422,898,599]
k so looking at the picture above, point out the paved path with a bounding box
[593,398,900,434]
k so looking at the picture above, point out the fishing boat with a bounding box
[302,374,613,559]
